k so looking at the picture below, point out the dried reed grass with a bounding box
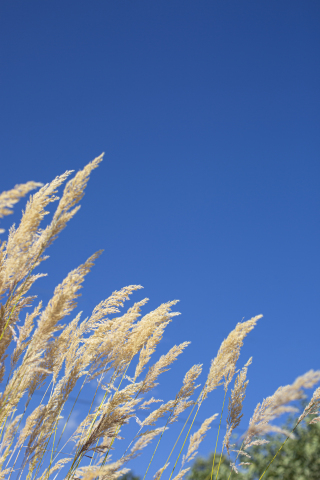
[0,155,319,480]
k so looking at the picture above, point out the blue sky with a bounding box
[0,1,319,479]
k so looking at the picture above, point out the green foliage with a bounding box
[185,408,320,480]
[185,452,247,480]
[119,472,141,480]
[241,414,320,479]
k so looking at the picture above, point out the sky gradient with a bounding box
[0,1,320,479]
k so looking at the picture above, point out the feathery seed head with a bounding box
[202,315,262,401]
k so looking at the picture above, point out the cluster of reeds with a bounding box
[0,154,319,480]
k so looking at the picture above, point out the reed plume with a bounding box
[0,154,317,480]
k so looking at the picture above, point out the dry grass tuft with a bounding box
[0,154,318,480]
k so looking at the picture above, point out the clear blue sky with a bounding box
[0,1,319,479]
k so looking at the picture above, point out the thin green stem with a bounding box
[64,362,131,480]
[141,405,184,480]
[258,421,300,480]
[211,388,227,480]
[43,412,60,480]
[73,369,120,473]
[50,373,91,464]
[157,386,206,480]
[215,444,224,480]
[6,380,54,480]
[168,402,201,480]
[89,363,133,472]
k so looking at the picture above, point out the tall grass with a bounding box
[0,154,319,480]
